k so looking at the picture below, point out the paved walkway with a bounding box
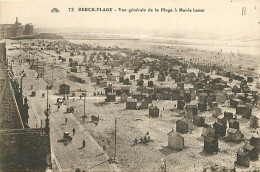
[22,69,120,172]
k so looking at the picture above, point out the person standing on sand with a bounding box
[82,140,86,148]
[72,128,76,135]
[65,118,67,124]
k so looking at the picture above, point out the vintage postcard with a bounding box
[0,0,259,171]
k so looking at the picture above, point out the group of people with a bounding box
[134,131,151,145]
[64,120,86,149]
[93,91,103,96]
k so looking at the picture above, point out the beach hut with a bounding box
[105,92,116,102]
[185,104,198,119]
[198,93,208,103]
[123,78,130,85]
[149,106,159,117]
[126,98,137,110]
[177,82,184,90]
[250,115,259,128]
[250,136,260,153]
[242,104,252,119]
[212,106,222,118]
[137,79,144,86]
[229,119,240,130]
[193,116,205,127]
[121,93,129,102]
[144,95,153,104]
[227,128,243,142]
[232,85,241,94]
[216,93,226,104]
[88,71,93,77]
[91,76,98,83]
[226,92,235,100]
[141,99,148,109]
[224,111,233,120]
[230,99,241,108]
[99,80,107,87]
[132,91,143,101]
[59,84,70,94]
[107,74,116,81]
[190,87,196,100]
[140,73,144,79]
[148,81,153,87]
[121,87,130,95]
[144,74,150,80]
[198,102,207,112]
[177,100,185,110]
[118,76,124,83]
[236,150,250,167]
[176,120,189,134]
[71,67,77,73]
[167,131,184,150]
[217,115,227,127]
[202,125,215,138]
[204,136,218,154]
[183,93,191,103]
[157,74,165,81]
[182,118,193,130]
[104,86,113,95]
[150,72,154,78]
[236,104,246,114]
[243,143,258,161]
[130,74,135,80]
[213,122,226,137]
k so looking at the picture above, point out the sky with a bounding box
[0,0,259,39]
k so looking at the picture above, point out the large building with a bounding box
[24,23,34,35]
[0,17,33,39]
[0,42,51,171]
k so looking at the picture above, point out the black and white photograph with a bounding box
[0,0,259,171]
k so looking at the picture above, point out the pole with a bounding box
[37,57,38,71]
[52,66,54,87]
[114,117,117,162]
[43,65,45,78]
[47,85,49,112]
[84,91,86,118]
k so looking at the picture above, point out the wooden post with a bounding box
[114,117,117,162]
[43,65,45,78]
[52,66,54,87]
[37,57,38,71]
[84,92,86,117]
[47,85,49,112]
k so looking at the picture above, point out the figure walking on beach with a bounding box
[82,140,86,148]
[65,118,67,124]
[72,128,76,135]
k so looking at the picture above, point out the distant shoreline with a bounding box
[67,38,140,41]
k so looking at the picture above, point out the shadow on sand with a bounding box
[159,146,182,156]
[199,150,216,157]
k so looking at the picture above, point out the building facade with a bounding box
[0,42,51,171]
[0,18,33,39]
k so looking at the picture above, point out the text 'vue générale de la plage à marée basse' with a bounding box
[77,7,205,13]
